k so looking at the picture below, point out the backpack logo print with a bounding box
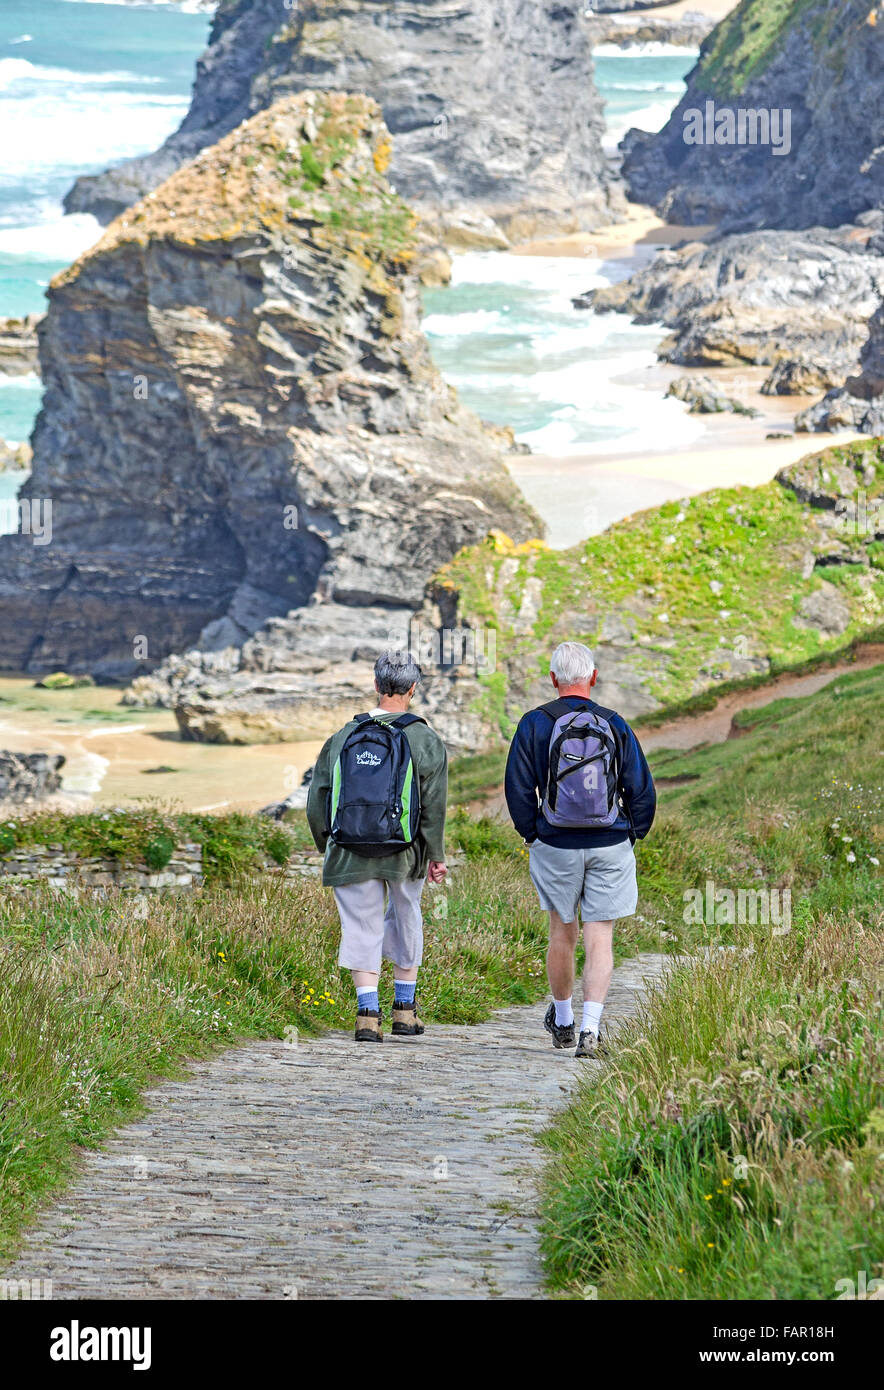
[355,751,382,766]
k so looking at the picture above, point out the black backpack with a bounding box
[327,713,425,857]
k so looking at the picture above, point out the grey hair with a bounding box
[374,649,422,696]
[550,641,595,685]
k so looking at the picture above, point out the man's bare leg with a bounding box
[581,919,614,1040]
[547,910,580,1000]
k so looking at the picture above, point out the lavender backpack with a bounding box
[539,700,622,829]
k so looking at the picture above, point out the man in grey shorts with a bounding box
[504,641,656,1058]
[307,651,448,1042]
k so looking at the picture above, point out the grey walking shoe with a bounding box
[544,1001,576,1050]
[575,1029,609,1060]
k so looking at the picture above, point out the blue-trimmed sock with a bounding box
[394,979,417,1005]
[356,986,379,1013]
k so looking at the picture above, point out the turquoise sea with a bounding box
[0,3,695,502]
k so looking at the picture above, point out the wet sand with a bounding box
[506,209,861,548]
[0,678,324,812]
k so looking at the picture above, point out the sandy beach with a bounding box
[0,678,324,813]
[506,203,860,548]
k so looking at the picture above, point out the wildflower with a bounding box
[707,1243,714,1248]
[703,1194,713,1201]
[217,951,226,961]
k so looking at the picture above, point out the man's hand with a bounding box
[428,860,447,885]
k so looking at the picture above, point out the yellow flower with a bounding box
[217,951,226,960]
[707,1243,714,1248]
[721,1178,731,1186]
[703,1194,713,1201]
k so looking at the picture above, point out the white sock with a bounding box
[554,997,574,1027]
[582,1000,604,1036]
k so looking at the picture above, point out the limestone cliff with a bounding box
[0,93,538,689]
[622,0,884,232]
[65,0,617,247]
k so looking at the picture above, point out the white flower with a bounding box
[846,852,856,863]
[657,613,669,624]
[869,857,880,866]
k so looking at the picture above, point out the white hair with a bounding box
[550,641,595,686]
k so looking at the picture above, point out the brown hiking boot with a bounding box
[391,1000,425,1037]
[355,1008,383,1042]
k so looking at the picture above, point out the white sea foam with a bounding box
[604,99,680,148]
[0,372,41,387]
[0,58,162,89]
[0,212,102,261]
[59,750,109,795]
[593,42,700,58]
[60,0,216,11]
[0,79,188,175]
[422,308,505,337]
[605,81,686,93]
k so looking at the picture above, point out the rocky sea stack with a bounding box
[0,92,538,738]
[65,0,617,248]
[622,0,884,232]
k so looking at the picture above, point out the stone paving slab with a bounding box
[5,954,668,1300]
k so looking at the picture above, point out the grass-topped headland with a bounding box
[695,0,867,97]
[53,90,419,289]
[433,438,884,740]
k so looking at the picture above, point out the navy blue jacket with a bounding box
[504,695,656,848]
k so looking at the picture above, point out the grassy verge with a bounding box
[0,807,316,880]
[541,662,884,1299]
[0,842,548,1263]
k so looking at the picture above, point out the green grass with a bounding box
[447,749,508,806]
[0,845,549,1262]
[696,0,857,96]
[541,661,884,1300]
[436,440,884,743]
[0,808,316,882]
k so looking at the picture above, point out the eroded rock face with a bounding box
[621,0,884,233]
[0,93,538,684]
[0,752,65,804]
[65,0,617,246]
[579,227,884,395]
[796,300,884,434]
[585,8,714,48]
[0,314,41,377]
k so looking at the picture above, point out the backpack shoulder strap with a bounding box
[353,713,372,724]
[391,712,427,729]
[537,698,590,722]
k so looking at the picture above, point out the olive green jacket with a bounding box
[306,712,448,887]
